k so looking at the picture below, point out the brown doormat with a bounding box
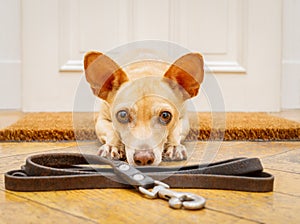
[0,112,299,142]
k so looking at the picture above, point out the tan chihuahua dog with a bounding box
[84,52,204,166]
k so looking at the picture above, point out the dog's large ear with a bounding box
[84,51,129,101]
[163,53,204,99]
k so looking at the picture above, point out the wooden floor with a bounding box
[0,111,299,223]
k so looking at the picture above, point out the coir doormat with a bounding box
[0,112,299,141]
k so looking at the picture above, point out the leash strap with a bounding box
[5,153,274,192]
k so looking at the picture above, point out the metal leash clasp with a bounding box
[139,180,206,210]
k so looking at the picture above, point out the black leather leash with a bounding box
[4,153,274,210]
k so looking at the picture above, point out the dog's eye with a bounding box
[116,110,130,123]
[159,111,172,125]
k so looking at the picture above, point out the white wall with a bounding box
[281,0,300,109]
[0,0,21,109]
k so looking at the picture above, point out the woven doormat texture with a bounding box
[0,112,300,141]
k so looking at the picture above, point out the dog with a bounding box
[84,52,204,166]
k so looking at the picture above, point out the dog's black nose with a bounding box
[133,150,155,166]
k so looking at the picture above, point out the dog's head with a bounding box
[84,52,204,165]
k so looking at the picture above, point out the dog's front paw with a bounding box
[97,144,126,160]
[163,144,187,161]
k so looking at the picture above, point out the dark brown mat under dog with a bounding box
[0,112,299,141]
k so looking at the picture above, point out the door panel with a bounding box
[0,0,21,110]
[22,0,282,112]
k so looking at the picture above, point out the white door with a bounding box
[0,0,21,110]
[21,0,282,112]
[281,0,300,109]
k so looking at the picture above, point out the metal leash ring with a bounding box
[139,180,206,210]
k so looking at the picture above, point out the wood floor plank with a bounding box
[262,148,300,173]
[213,141,300,160]
[0,175,4,190]
[0,142,91,158]
[9,189,258,224]
[0,154,28,174]
[167,141,300,166]
[0,190,96,224]
[0,143,98,174]
[186,189,300,224]
[266,168,300,196]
